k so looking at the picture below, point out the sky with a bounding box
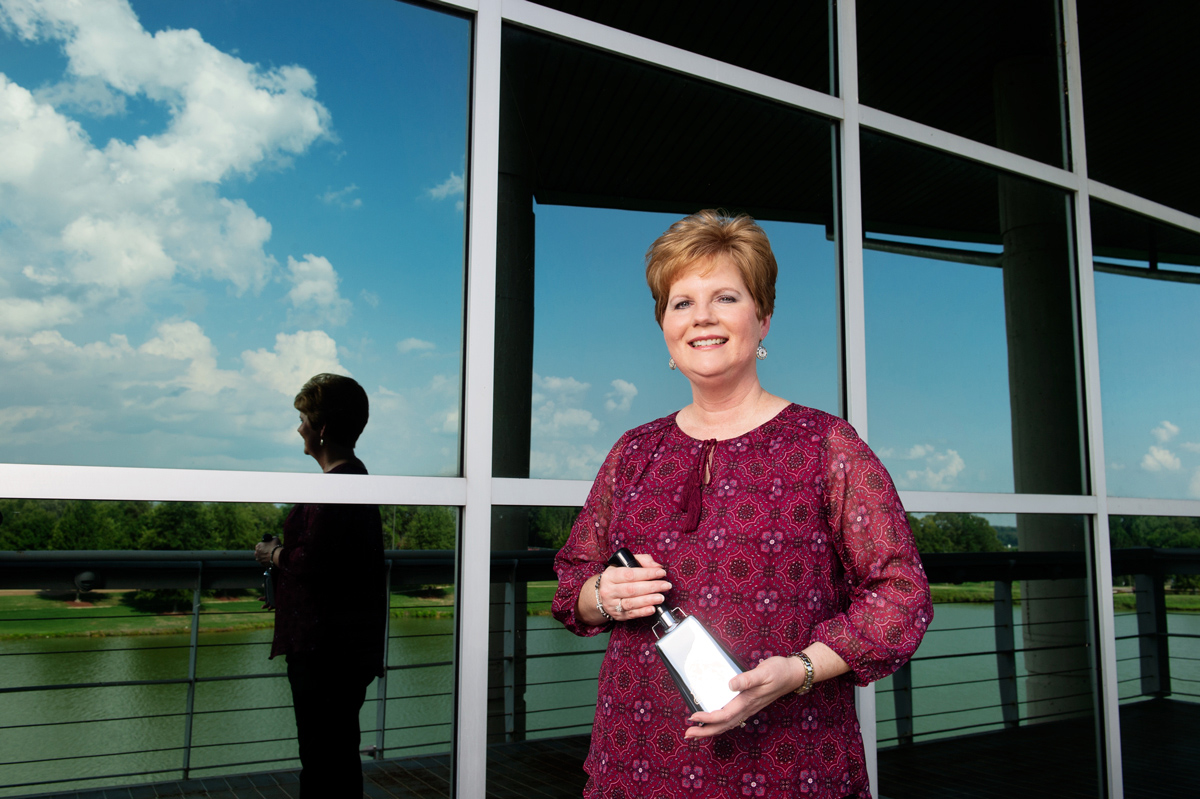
[0,0,470,476]
[1,0,1196,501]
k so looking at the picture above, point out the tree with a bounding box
[0,499,60,551]
[907,512,1004,554]
[402,506,457,550]
[139,502,215,550]
[531,507,581,550]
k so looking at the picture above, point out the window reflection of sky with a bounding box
[0,0,469,476]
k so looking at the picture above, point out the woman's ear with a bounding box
[759,313,772,340]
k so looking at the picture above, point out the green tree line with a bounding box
[0,499,460,552]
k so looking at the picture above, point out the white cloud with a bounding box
[34,74,127,117]
[1191,468,1200,499]
[0,296,81,333]
[428,171,463,201]
[534,373,590,397]
[360,290,379,308]
[397,337,436,354]
[319,184,361,209]
[286,254,350,325]
[903,449,966,490]
[427,171,464,212]
[0,0,331,313]
[532,405,600,437]
[1141,445,1181,472]
[604,379,637,412]
[140,320,237,394]
[1181,442,1200,454]
[242,330,347,395]
[530,442,607,481]
[1151,421,1180,443]
[879,443,935,460]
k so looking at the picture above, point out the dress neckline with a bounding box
[671,402,796,444]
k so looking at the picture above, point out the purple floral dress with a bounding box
[553,404,932,798]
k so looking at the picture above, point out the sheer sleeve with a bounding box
[552,432,629,637]
[809,420,933,685]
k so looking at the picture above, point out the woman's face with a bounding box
[662,255,770,390]
[297,412,321,457]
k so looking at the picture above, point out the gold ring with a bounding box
[739,721,746,728]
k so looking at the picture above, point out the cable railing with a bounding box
[2,547,1197,795]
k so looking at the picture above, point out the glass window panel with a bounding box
[0,497,459,794]
[863,132,1085,495]
[1079,2,1200,218]
[527,0,832,94]
[858,0,1067,168]
[486,505,598,793]
[1108,515,1200,797]
[496,26,839,480]
[877,512,1103,797]
[0,0,470,476]
[1091,201,1200,501]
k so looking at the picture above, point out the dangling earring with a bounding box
[756,344,768,360]
[668,357,677,370]
[319,437,325,447]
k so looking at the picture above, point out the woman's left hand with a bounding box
[683,655,805,738]
[686,644,851,737]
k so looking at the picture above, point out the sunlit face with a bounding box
[297,412,321,456]
[662,255,770,388]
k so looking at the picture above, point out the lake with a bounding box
[1,606,1196,796]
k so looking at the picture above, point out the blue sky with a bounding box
[0,0,469,476]
[1,0,1196,500]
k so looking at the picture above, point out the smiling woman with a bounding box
[0,0,470,477]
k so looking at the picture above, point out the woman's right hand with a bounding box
[578,553,672,625]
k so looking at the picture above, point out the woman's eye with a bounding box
[672,299,691,310]
[717,294,737,303]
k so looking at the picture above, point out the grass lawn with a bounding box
[0,585,463,639]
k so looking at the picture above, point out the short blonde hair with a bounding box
[294,373,369,448]
[645,210,777,327]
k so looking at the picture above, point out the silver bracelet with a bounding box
[791,651,815,695]
[594,574,614,622]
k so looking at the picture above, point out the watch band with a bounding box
[791,651,815,695]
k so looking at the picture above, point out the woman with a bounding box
[254,373,386,798]
[553,211,932,798]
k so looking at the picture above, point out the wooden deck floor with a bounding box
[21,699,1197,799]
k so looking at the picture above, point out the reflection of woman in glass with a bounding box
[254,373,385,797]
[553,211,932,798]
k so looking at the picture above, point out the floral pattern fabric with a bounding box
[553,404,932,799]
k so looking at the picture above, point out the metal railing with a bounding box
[2,547,1197,794]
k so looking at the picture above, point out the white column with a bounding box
[456,0,502,795]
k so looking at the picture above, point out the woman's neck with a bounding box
[677,382,789,441]
[316,445,355,473]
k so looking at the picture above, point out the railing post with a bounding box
[502,561,527,741]
[182,565,202,779]
[891,661,913,745]
[994,580,1019,728]
[375,559,393,758]
[1135,572,1170,697]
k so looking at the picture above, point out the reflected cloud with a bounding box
[1141,445,1181,472]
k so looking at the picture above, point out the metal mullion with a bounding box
[834,0,878,793]
[500,0,843,122]
[0,463,466,507]
[1089,180,1200,238]
[858,105,1080,193]
[897,490,1097,516]
[456,0,502,796]
[1108,496,1200,518]
[491,477,589,507]
[1063,1,1122,797]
